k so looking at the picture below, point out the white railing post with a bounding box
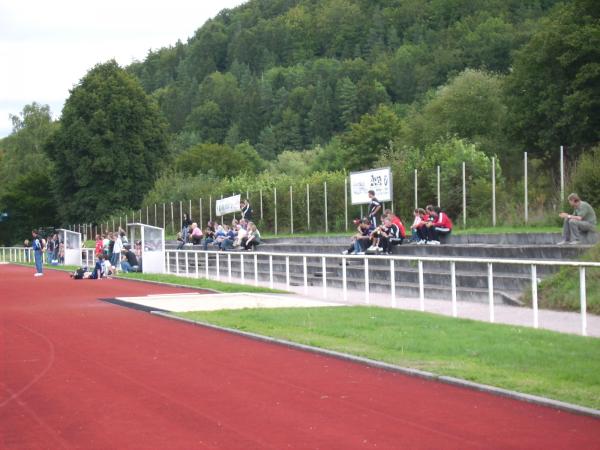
[531,264,538,329]
[240,254,245,283]
[269,255,274,289]
[194,252,199,278]
[580,267,587,336]
[216,252,220,280]
[418,260,424,311]
[321,256,327,299]
[451,261,457,317]
[254,254,258,286]
[175,251,180,274]
[227,253,232,282]
[342,256,347,302]
[285,256,290,290]
[185,251,189,276]
[364,258,370,305]
[390,259,396,308]
[166,251,171,273]
[205,252,209,279]
[303,256,308,296]
[488,263,494,323]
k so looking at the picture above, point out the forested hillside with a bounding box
[0,0,599,242]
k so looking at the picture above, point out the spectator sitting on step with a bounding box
[120,248,140,272]
[219,224,237,251]
[214,224,228,249]
[416,208,431,244]
[202,221,216,249]
[424,206,453,245]
[190,222,203,245]
[342,218,374,255]
[558,193,597,245]
[242,222,261,250]
[176,231,185,250]
[409,209,424,242]
[383,209,406,241]
[233,223,248,249]
[377,217,402,254]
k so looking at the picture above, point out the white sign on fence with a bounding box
[350,167,393,205]
[216,194,241,216]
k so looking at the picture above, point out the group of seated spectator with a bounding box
[92,228,142,275]
[409,205,453,245]
[177,200,261,252]
[343,202,454,255]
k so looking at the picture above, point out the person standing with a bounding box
[367,190,382,227]
[558,193,597,245]
[241,200,253,221]
[31,229,44,277]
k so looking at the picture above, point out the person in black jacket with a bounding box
[182,213,192,244]
[240,200,253,221]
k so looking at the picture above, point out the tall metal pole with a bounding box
[414,169,418,209]
[274,188,278,235]
[524,152,529,224]
[179,201,183,230]
[492,156,496,227]
[344,177,348,231]
[259,189,263,221]
[189,199,192,222]
[162,203,166,229]
[462,162,467,227]
[306,184,310,230]
[199,198,203,227]
[560,145,565,204]
[170,202,174,234]
[324,181,328,233]
[437,165,441,207]
[209,196,212,222]
[290,185,294,234]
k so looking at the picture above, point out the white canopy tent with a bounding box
[57,228,82,266]
[126,223,165,274]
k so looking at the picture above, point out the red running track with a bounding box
[1,264,599,449]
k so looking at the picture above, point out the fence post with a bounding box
[344,177,348,231]
[437,165,441,207]
[240,254,245,283]
[580,267,587,336]
[209,196,212,222]
[524,152,528,224]
[418,260,424,311]
[560,145,565,204]
[321,256,327,299]
[531,264,538,329]
[324,181,328,233]
[146,205,149,224]
[303,256,308,296]
[390,259,396,308]
[364,257,370,305]
[488,263,495,323]
[274,188,278,235]
[189,199,192,223]
[269,255,274,289]
[306,184,310,230]
[492,156,496,227]
[170,202,174,234]
[199,198,203,227]
[289,185,294,235]
[414,169,418,209]
[451,261,457,317]
[154,204,157,227]
[462,162,467,227]
[259,189,263,221]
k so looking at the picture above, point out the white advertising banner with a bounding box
[216,194,241,216]
[350,167,393,205]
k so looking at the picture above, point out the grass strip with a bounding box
[117,272,288,294]
[176,306,600,409]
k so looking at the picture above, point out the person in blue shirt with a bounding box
[31,229,44,277]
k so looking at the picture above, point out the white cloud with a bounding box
[0,0,247,138]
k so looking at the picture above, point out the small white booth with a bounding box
[57,228,82,266]
[127,223,165,274]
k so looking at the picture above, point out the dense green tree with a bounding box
[185,100,229,143]
[506,0,600,160]
[174,142,264,178]
[45,60,169,223]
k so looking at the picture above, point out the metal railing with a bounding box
[162,249,600,337]
[2,246,598,336]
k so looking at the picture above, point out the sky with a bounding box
[0,0,248,138]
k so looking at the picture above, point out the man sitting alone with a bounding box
[558,193,597,245]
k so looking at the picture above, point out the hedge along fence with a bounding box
[71,147,573,238]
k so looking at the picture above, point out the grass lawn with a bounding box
[117,272,288,294]
[177,306,600,409]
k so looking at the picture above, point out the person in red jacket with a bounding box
[383,209,406,239]
[424,206,453,244]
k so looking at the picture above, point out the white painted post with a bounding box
[254,254,258,286]
[285,256,290,290]
[170,202,174,234]
[418,260,424,311]
[488,263,494,323]
[199,198,203,227]
[184,251,189,276]
[437,165,441,207]
[205,252,209,279]
[154,204,157,227]
[162,203,166,229]
[462,162,467,227]
[303,256,308,296]
[580,267,587,336]
[344,177,348,231]
[240,254,245,283]
[364,258,370,305]
[259,189,263,221]
[146,205,149,225]
[451,262,457,318]
[306,184,310,230]
[492,157,497,227]
[342,256,347,303]
[166,251,170,273]
[269,255,274,289]
[194,253,199,278]
[274,188,278,235]
[215,252,220,280]
[390,259,396,308]
[209,196,212,222]
[414,169,418,209]
[324,181,328,233]
[289,185,294,235]
[524,152,528,224]
[227,253,232,282]
[531,264,538,329]
[560,145,565,203]
[175,251,179,274]
[188,199,192,223]
[321,256,327,299]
